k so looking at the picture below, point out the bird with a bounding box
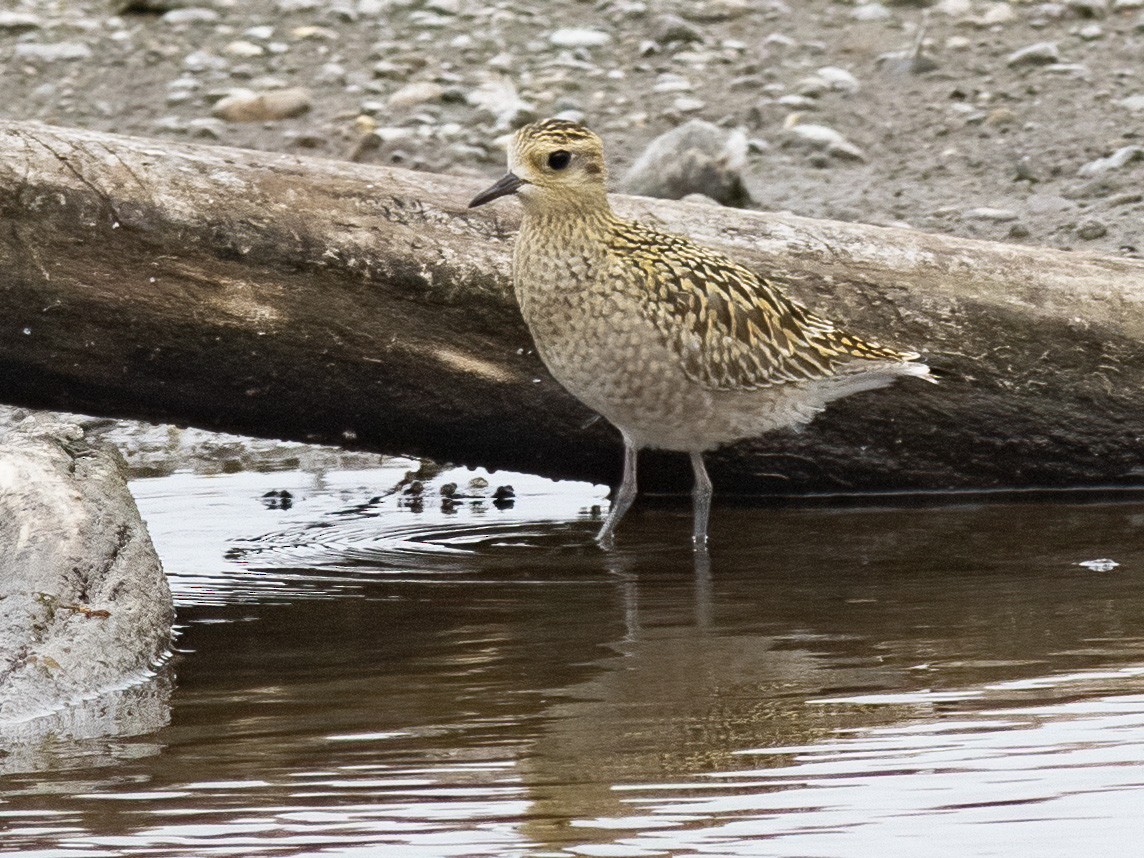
[469,119,931,550]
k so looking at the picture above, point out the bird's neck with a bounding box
[518,193,616,244]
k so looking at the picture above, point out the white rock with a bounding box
[673,96,706,112]
[654,73,693,93]
[224,40,265,58]
[1112,0,1144,8]
[0,11,43,31]
[816,66,860,93]
[980,3,1017,24]
[963,207,1019,221]
[935,0,972,14]
[387,81,444,108]
[184,49,228,72]
[161,7,220,24]
[786,123,867,161]
[851,3,891,21]
[14,42,93,62]
[548,28,611,48]
[1119,94,1144,111]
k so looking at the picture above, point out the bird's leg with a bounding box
[596,437,639,550]
[690,451,713,550]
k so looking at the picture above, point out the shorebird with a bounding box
[469,119,930,550]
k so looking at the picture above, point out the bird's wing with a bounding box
[609,222,919,392]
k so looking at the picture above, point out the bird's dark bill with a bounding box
[468,173,524,208]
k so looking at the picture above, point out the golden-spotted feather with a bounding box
[607,221,918,392]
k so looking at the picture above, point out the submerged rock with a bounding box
[0,418,173,725]
[620,119,751,207]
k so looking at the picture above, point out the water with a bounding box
[3,463,1144,857]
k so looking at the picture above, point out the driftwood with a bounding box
[2,119,1144,494]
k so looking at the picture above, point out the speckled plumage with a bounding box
[470,119,930,548]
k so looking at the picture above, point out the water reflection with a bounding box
[2,466,1144,856]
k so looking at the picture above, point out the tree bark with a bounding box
[2,119,1144,494]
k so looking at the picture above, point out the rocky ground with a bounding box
[1,0,1143,465]
[2,0,1142,251]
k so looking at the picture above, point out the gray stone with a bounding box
[0,11,43,32]
[0,419,172,726]
[1006,42,1061,67]
[1120,94,1144,111]
[13,43,94,63]
[784,123,868,162]
[620,119,751,206]
[652,13,703,44]
[1076,218,1108,239]
[1077,146,1144,176]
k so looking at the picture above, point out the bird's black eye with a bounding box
[547,150,572,170]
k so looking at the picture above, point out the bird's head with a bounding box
[468,119,608,211]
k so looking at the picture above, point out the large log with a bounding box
[1,119,1144,494]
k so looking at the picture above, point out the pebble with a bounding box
[1120,94,1144,111]
[161,7,221,24]
[654,73,693,93]
[619,119,751,206]
[936,0,972,14]
[1006,42,1061,67]
[851,3,892,21]
[1078,22,1104,38]
[388,81,444,108]
[797,66,860,97]
[963,207,1019,221]
[212,87,312,121]
[784,122,867,162]
[1114,0,1144,7]
[224,40,265,58]
[14,43,94,62]
[1076,218,1108,239]
[548,28,611,48]
[0,11,42,32]
[672,96,707,113]
[1077,146,1144,175]
[184,49,229,72]
[979,3,1017,25]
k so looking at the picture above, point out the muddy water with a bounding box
[3,463,1144,857]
